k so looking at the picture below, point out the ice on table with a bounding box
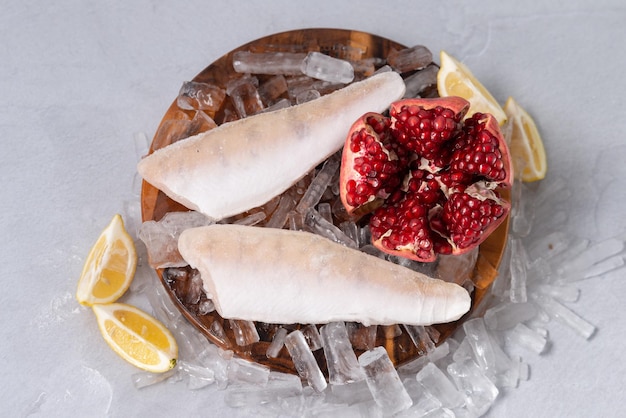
[447,359,499,416]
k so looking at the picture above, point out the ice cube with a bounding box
[232,51,306,75]
[257,74,289,105]
[196,344,232,389]
[532,283,580,303]
[225,76,264,118]
[463,318,497,373]
[403,64,438,98]
[295,88,321,104]
[386,45,432,73]
[232,211,266,226]
[358,347,413,414]
[228,319,260,346]
[531,293,596,339]
[301,51,354,84]
[138,211,212,269]
[178,360,216,389]
[227,357,270,386]
[320,322,365,385]
[505,322,548,354]
[295,156,340,214]
[266,327,288,358]
[224,372,302,409]
[556,237,624,278]
[484,302,538,331]
[286,211,305,231]
[177,81,226,113]
[415,362,464,409]
[304,207,358,249]
[260,97,291,113]
[285,330,327,392]
[437,248,478,286]
[265,195,296,229]
[345,322,378,351]
[403,325,436,356]
[582,254,625,279]
[300,324,324,351]
[328,379,374,406]
[398,341,451,376]
[447,359,499,416]
[509,238,529,303]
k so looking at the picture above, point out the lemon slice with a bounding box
[437,50,507,125]
[76,214,137,306]
[92,303,178,373]
[504,97,547,182]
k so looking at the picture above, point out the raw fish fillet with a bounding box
[178,224,471,326]
[138,72,406,221]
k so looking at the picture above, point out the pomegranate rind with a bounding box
[339,97,512,263]
[339,113,398,215]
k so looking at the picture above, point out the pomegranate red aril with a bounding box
[339,96,512,262]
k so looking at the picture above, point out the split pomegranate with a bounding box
[339,96,512,262]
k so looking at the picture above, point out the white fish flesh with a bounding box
[137,71,406,221]
[178,224,471,326]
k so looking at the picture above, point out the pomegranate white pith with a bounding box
[178,224,471,326]
[340,96,512,262]
[138,71,406,221]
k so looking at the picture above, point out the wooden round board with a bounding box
[140,28,510,375]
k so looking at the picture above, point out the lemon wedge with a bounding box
[76,214,137,306]
[504,97,547,182]
[92,303,178,373]
[437,50,507,125]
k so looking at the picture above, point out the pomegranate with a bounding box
[340,96,512,262]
